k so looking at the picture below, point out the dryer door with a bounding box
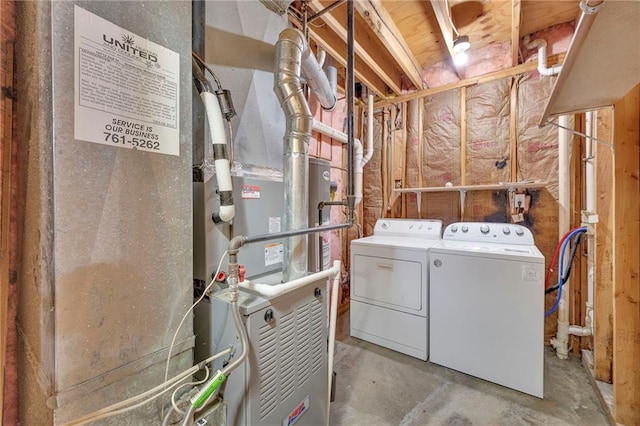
[351,244,427,316]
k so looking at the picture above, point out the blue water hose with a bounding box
[545,226,587,317]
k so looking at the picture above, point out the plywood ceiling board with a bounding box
[542,1,640,120]
[520,0,580,35]
[453,0,513,50]
[384,0,448,68]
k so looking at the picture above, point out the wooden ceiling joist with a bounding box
[306,24,389,98]
[308,0,403,95]
[429,0,466,80]
[354,0,424,90]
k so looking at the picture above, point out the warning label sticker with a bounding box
[264,243,283,266]
[73,6,180,155]
[241,185,261,199]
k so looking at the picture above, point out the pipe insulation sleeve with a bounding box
[201,92,235,223]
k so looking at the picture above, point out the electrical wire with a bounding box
[170,366,210,415]
[192,52,222,90]
[545,227,587,317]
[59,348,231,426]
[162,251,229,414]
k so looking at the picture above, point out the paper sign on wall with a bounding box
[74,6,180,155]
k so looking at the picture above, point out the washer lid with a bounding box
[430,239,544,263]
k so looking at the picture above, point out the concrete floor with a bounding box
[329,312,610,426]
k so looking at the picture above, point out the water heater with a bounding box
[308,158,331,272]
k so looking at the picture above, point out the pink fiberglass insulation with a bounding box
[516,73,563,200]
[362,111,384,236]
[465,78,511,184]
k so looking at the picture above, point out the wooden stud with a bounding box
[509,77,518,182]
[375,53,565,108]
[511,0,521,67]
[398,102,407,218]
[1,40,14,422]
[460,86,467,187]
[570,113,585,354]
[612,84,640,426]
[381,108,389,217]
[417,98,424,218]
[594,107,614,383]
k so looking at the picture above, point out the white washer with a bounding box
[429,222,545,397]
[350,219,442,360]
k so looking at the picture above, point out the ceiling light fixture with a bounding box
[453,35,471,55]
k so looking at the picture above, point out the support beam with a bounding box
[375,53,565,108]
[308,0,404,94]
[612,84,640,426]
[429,0,466,80]
[511,0,521,66]
[355,0,424,90]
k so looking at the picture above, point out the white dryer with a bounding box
[429,222,545,397]
[350,219,442,360]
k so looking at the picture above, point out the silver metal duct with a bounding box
[274,28,313,282]
[259,0,294,16]
[301,46,337,111]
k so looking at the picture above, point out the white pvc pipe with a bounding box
[552,114,572,360]
[312,120,367,206]
[201,92,235,223]
[364,94,374,164]
[301,46,337,111]
[241,261,340,298]
[326,260,341,424]
[524,36,562,76]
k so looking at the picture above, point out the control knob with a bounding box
[381,221,390,229]
[480,224,490,234]
[515,227,524,236]
[450,225,458,232]
[502,227,511,235]
[462,225,469,233]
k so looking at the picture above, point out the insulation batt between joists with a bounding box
[465,78,511,185]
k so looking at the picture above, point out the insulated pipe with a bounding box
[554,114,572,359]
[275,28,314,281]
[241,260,340,298]
[523,36,562,76]
[193,59,235,223]
[201,92,235,223]
[326,260,341,422]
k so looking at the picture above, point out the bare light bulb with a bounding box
[453,51,468,66]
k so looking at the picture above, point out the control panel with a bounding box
[373,219,442,239]
[443,222,534,245]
